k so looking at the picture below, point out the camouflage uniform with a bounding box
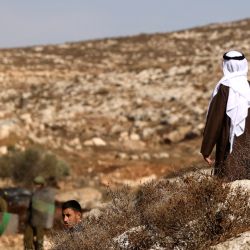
[0,197,7,212]
[0,196,8,236]
[24,176,55,250]
[24,224,44,250]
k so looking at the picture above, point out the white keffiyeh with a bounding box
[209,50,250,153]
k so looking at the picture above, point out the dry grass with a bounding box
[49,172,250,250]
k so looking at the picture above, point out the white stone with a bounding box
[20,113,33,124]
[129,133,140,141]
[211,231,250,250]
[0,120,16,140]
[153,152,169,159]
[84,137,106,146]
[0,146,8,155]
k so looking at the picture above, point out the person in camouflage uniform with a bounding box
[0,196,7,213]
[0,196,8,236]
[24,176,56,250]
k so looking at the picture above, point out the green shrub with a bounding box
[0,146,70,185]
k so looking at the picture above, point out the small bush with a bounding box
[0,146,70,185]
[49,173,250,250]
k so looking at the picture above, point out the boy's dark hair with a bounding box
[62,200,82,213]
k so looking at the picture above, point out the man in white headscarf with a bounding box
[201,50,250,180]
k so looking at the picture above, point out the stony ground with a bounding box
[1,18,250,248]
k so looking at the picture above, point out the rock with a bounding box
[129,154,140,160]
[167,65,190,77]
[116,152,128,160]
[141,153,151,160]
[0,120,16,140]
[230,180,250,193]
[163,126,192,143]
[142,127,155,140]
[129,133,140,141]
[0,146,8,155]
[28,133,47,145]
[153,152,169,159]
[113,226,146,249]
[83,137,107,146]
[211,231,250,250]
[119,131,129,141]
[40,107,55,123]
[122,139,146,150]
[101,174,157,187]
[69,138,81,147]
[19,113,33,124]
[110,124,124,134]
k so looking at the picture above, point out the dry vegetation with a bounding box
[49,173,250,250]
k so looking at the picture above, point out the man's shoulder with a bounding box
[217,84,229,98]
[219,84,229,90]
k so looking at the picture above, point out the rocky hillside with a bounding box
[0,18,250,187]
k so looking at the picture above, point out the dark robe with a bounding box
[201,83,250,180]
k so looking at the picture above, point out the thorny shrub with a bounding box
[50,173,250,250]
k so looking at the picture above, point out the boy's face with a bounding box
[62,208,81,228]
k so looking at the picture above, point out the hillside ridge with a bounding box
[0,18,250,187]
